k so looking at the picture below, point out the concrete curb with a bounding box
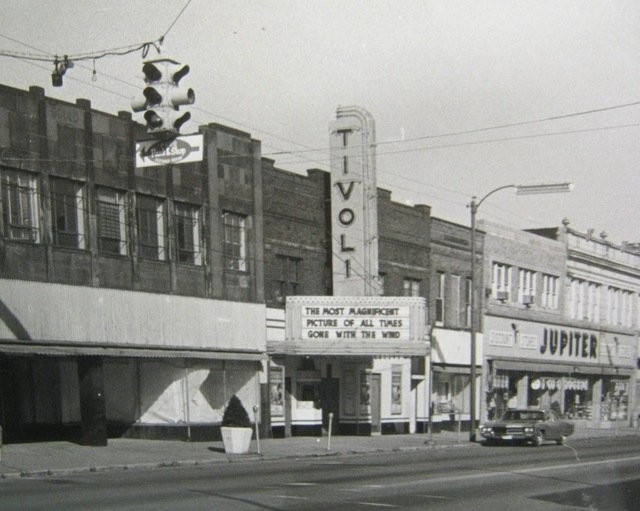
[2,431,637,480]
[0,440,477,479]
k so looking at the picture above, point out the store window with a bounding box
[50,177,86,249]
[296,382,319,409]
[601,379,628,421]
[1,168,40,242]
[391,366,402,415]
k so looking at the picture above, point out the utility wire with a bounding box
[162,0,193,40]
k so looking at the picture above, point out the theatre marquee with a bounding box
[274,296,428,356]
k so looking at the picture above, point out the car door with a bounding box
[544,410,560,439]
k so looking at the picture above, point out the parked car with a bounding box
[480,408,574,446]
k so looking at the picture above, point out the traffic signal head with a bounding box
[131,59,195,137]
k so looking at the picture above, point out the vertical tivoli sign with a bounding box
[329,107,381,296]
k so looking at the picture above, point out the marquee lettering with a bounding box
[540,328,597,359]
[338,208,355,226]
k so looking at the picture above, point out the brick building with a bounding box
[0,85,266,444]
[428,217,482,432]
[480,220,638,429]
[265,107,431,436]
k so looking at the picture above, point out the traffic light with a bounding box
[131,58,195,137]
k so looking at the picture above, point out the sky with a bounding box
[2,1,639,244]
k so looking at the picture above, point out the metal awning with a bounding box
[492,359,633,377]
[0,341,265,361]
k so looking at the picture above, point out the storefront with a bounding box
[267,296,428,436]
[0,279,266,443]
[483,316,637,428]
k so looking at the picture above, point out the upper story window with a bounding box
[97,187,128,256]
[435,271,445,325]
[276,255,301,302]
[570,278,586,320]
[136,194,167,261]
[50,177,86,249]
[586,282,601,323]
[607,286,620,326]
[403,277,421,297]
[604,286,636,327]
[223,211,247,271]
[174,202,202,265]
[491,262,512,302]
[1,168,40,242]
[517,269,537,306]
[463,277,472,327]
[541,274,559,309]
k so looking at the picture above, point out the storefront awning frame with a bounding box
[492,358,633,377]
[0,340,265,361]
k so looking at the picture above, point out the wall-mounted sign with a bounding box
[135,134,203,168]
[329,107,380,296]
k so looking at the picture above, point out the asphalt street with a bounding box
[1,435,639,510]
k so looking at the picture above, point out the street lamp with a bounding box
[468,182,573,442]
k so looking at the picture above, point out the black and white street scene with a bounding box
[1,1,639,509]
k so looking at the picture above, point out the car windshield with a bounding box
[502,410,545,421]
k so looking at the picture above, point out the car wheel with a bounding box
[482,439,496,446]
[556,435,566,446]
[532,432,544,447]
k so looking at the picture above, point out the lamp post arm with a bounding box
[470,184,517,213]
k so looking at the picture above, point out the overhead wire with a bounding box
[1,4,639,228]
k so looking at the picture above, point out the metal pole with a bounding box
[253,405,261,454]
[327,412,334,451]
[469,197,477,442]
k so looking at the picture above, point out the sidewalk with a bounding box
[1,427,638,479]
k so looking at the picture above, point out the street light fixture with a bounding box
[468,182,573,442]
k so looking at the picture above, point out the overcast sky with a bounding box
[3,1,639,243]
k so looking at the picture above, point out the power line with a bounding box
[162,0,194,40]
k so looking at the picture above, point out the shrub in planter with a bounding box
[221,395,253,454]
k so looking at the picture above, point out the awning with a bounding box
[267,340,429,357]
[492,359,633,377]
[432,364,474,374]
[0,341,265,361]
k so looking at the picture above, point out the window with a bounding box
[517,269,537,305]
[276,255,300,301]
[174,202,202,265]
[621,290,634,327]
[403,278,420,297]
[607,287,620,326]
[97,188,128,255]
[223,212,247,271]
[1,168,40,242]
[541,274,559,309]
[136,194,166,260]
[463,278,472,327]
[586,282,601,323]
[570,278,586,320]
[491,262,512,301]
[50,177,86,249]
[435,271,445,325]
